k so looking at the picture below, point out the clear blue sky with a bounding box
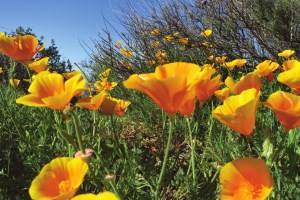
[0,0,147,63]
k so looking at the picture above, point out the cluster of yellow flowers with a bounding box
[145,28,213,66]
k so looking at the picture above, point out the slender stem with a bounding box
[155,117,173,200]
[186,117,196,186]
[25,66,32,82]
[71,113,85,153]
[53,112,76,149]
[92,111,96,137]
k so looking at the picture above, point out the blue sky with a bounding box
[0,0,147,63]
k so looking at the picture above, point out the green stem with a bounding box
[92,111,96,137]
[71,113,85,153]
[155,117,173,199]
[186,117,196,187]
[25,66,32,82]
[53,112,76,149]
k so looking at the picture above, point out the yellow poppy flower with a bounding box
[265,91,300,129]
[208,55,214,61]
[155,50,167,63]
[194,64,222,102]
[76,91,107,111]
[16,71,86,110]
[282,59,300,71]
[26,57,49,73]
[29,157,88,200]
[220,158,273,200]
[212,88,259,136]
[94,80,117,92]
[0,33,43,62]
[278,49,295,59]
[94,68,117,92]
[224,59,247,70]
[0,67,3,74]
[200,29,213,37]
[215,56,227,64]
[225,73,261,95]
[151,28,161,36]
[214,88,230,101]
[146,59,156,66]
[72,191,118,200]
[277,65,300,90]
[9,78,20,88]
[253,60,279,78]
[123,62,202,116]
[120,48,133,58]
[178,37,189,45]
[100,96,131,117]
[164,35,174,42]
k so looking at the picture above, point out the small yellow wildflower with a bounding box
[120,48,133,58]
[200,29,213,37]
[278,49,295,59]
[178,37,189,45]
[164,35,174,42]
[151,28,161,36]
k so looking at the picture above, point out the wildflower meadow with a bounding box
[0,0,299,200]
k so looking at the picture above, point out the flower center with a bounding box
[59,180,71,194]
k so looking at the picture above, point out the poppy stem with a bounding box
[186,117,196,187]
[53,112,76,150]
[71,113,85,153]
[155,117,173,199]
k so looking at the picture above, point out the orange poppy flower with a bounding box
[0,33,43,62]
[212,88,259,136]
[195,64,222,102]
[220,157,273,200]
[265,91,300,129]
[282,59,300,71]
[29,157,88,200]
[76,91,107,111]
[100,96,131,117]
[26,57,49,73]
[225,73,261,95]
[16,71,86,110]
[72,191,118,200]
[277,65,300,91]
[253,60,279,79]
[123,62,201,116]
